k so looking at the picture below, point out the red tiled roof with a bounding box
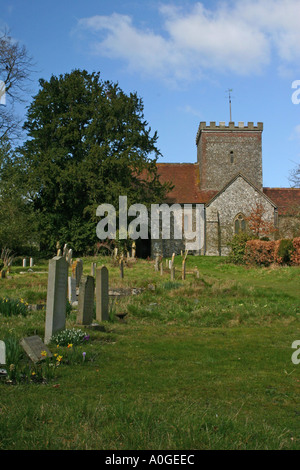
[155,163,217,204]
[141,163,300,211]
[263,187,300,215]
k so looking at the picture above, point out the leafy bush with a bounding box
[228,232,255,264]
[291,237,300,265]
[244,240,275,266]
[274,239,294,265]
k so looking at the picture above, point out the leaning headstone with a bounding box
[160,261,163,276]
[77,276,95,325]
[96,266,109,322]
[44,256,68,344]
[0,340,6,365]
[171,266,175,281]
[63,243,68,257]
[154,255,159,271]
[22,258,27,267]
[67,249,73,265]
[68,276,77,303]
[20,336,52,363]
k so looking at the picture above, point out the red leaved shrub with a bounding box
[244,240,276,266]
[291,237,300,265]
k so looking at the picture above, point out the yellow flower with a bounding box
[57,355,63,362]
[41,350,47,357]
[67,343,73,349]
[31,371,36,376]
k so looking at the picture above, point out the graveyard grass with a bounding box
[0,255,299,450]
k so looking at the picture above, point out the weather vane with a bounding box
[226,88,233,122]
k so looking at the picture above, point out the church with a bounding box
[147,121,300,257]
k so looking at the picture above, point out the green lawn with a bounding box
[0,255,299,450]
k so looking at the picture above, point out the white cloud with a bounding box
[76,0,300,83]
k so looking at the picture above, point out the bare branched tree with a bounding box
[0,29,35,141]
[289,164,300,188]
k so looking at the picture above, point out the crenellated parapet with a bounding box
[196,121,263,145]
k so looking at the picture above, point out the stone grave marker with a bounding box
[0,340,6,375]
[44,256,68,344]
[68,276,77,303]
[72,259,83,287]
[77,275,95,325]
[20,335,52,363]
[96,265,109,322]
[171,266,175,281]
[0,340,6,365]
[22,258,27,267]
[67,249,73,265]
[30,258,34,267]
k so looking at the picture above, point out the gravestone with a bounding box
[171,266,175,281]
[77,276,95,325]
[155,255,159,271]
[68,276,77,303]
[0,340,5,365]
[72,259,83,287]
[44,256,68,344]
[96,266,109,322]
[22,258,27,267]
[67,249,73,265]
[30,258,34,267]
[20,335,52,363]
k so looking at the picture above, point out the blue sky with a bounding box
[1,0,300,187]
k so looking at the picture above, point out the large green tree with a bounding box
[0,137,37,251]
[20,69,171,254]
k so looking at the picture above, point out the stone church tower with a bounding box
[196,121,263,191]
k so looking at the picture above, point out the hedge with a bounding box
[244,237,300,266]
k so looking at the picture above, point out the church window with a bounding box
[234,214,246,234]
[230,151,234,163]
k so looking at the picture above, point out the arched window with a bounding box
[234,213,246,234]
